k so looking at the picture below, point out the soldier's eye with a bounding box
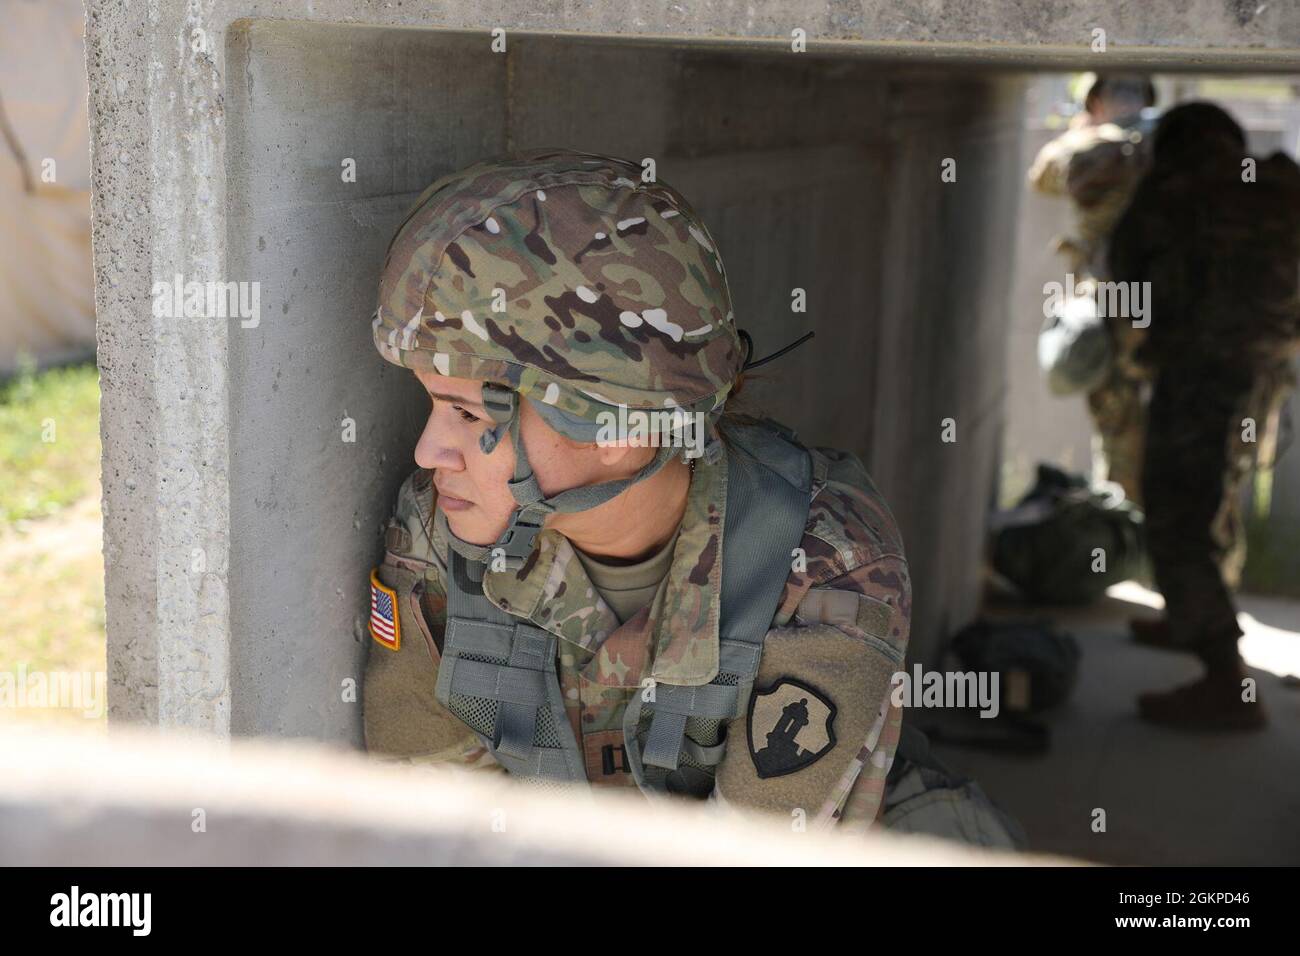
[427,392,482,424]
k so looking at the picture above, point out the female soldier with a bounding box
[363,149,911,831]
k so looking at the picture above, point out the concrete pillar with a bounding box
[86,0,1300,739]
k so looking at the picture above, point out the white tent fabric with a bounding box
[0,0,95,374]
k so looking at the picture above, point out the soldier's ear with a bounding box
[593,438,646,468]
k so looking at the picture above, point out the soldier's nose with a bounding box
[413,412,462,471]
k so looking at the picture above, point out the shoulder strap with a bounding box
[718,417,814,644]
[630,417,813,786]
[434,416,815,790]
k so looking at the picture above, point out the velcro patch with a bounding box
[716,623,896,818]
[796,588,893,639]
[747,678,837,778]
[369,567,401,651]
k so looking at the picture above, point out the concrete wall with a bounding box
[222,23,1027,741]
[1003,82,1104,506]
[0,726,1047,865]
[87,1,1300,741]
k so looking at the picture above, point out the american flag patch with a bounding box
[369,567,401,650]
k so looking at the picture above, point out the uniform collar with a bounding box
[480,450,727,686]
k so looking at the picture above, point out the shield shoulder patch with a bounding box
[747,677,837,778]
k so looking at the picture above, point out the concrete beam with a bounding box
[0,726,1061,865]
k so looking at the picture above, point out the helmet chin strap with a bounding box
[436,384,682,570]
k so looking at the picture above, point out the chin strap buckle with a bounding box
[492,513,546,569]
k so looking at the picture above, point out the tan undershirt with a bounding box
[573,526,681,625]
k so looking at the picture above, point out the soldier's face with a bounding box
[411,370,638,546]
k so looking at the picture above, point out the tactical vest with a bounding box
[432,416,813,796]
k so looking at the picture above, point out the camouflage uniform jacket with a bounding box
[364,437,911,832]
[1028,113,1154,279]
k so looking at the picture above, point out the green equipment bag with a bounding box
[991,463,1145,604]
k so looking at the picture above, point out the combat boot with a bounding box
[1137,662,1267,732]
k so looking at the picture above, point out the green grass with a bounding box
[0,357,106,730]
[0,359,101,526]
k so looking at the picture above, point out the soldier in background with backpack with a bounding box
[1029,73,1158,505]
[1109,103,1300,731]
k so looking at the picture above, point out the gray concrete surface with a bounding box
[0,725,1056,865]
[86,2,1300,742]
[1002,97,1096,504]
[931,585,1300,865]
[90,7,1028,740]
[221,27,1028,741]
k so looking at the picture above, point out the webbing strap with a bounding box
[437,416,814,788]
[638,418,813,774]
[438,550,585,780]
[641,711,689,769]
[649,682,740,719]
[444,548,515,626]
[639,682,744,767]
[680,735,727,767]
[523,748,580,779]
[495,698,538,760]
[494,629,553,758]
[717,420,812,647]
[449,659,549,707]
[446,383,682,567]
[512,443,679,515]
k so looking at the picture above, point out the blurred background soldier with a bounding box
[1029,73,1158,505]
[1109,102,1300,730]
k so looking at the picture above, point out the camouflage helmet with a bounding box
[372,148,745,437]
[372,148,745,567]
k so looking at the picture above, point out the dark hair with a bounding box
[1153,101,1245,161]
[714,369,771,451]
